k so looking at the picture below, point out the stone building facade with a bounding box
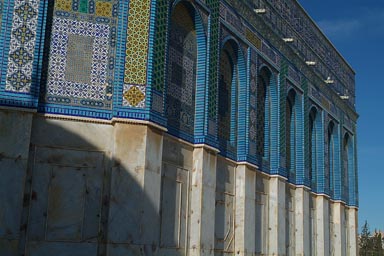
[0,0,358,255]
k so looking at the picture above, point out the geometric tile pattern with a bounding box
[122,84,146,108]
[218,50,233,143]
[256,70,267,157]
[65,34,93,84]
[6,0,40,93]
[302,80,310,186]
[206,0,220,121]
[248,52,258,158]
[0,1,3,23]
[152,0,168,93]
[43,0,118,109]
[47,18,110,101]
[279,62,288,173]
[0,0,358,206]
[123,0,151,108]
[235,0,356,106]
[124,0,150,85]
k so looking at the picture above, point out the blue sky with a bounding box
[298,0,384,232]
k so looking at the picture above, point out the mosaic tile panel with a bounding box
[121,0,151,108]
[206,0,220,121]
[248,51,257,158]
[166,5,197,136]
[0,1,3,28]
[65,34,94,84]
[323,115,330,194]
[288,65,301,85]
[303,80,310,186]
[342,134,349,202]
[286,93,293,180]
[246,27,261,50]
[218,51,233,142]
[6,0,40,93]
[242,0,355,105]
[47,18,110,101]
[279,61,288,171]
[122,84,146,108]
[261,41,279,68]
[43,0,118,109]
[256,70,267,157]
[124,0,150,86]
[220,2,245,35]
[152,92,163,113]
[152,0,168,93]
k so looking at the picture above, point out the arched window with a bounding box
[328,121,336,196]
[166,2,197,137]
[218,40,238,152]
[286,90,297,181]
[256,67,272,160]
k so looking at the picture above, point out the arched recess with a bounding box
[343,133,354,203]
[165,1,206,142]
[256,66,272,162]
[327,120,340,197]
[256,64,279,173]
[217,38,246,159]
[309,106,322,191]
[286,88,303,182]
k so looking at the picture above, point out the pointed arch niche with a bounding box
[309,107,322,191]
[165,1,206,142]
[286,89,303,182]
[217,39,242,157]
[327,120,340,197]
[343,133,354,203]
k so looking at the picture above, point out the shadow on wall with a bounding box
[0,114,184,256]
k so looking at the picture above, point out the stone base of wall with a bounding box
[0,114,358,256]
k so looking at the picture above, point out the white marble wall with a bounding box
[0,114,358,256]
[0,110,33,255]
